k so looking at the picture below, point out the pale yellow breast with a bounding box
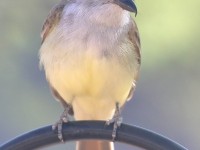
[46,50,136,120]
[48,50,134,103]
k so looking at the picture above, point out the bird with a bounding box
[39,0,140,150]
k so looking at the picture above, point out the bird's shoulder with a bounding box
[41,0,74,44]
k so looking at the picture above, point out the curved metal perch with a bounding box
[0,121,187,150]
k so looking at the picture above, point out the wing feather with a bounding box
[41,0,71,44]
[128,18,141,65]
[41,0,74,113]
[126,18,141,100]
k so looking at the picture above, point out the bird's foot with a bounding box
[106,102,122,141]
[52,107,71,142]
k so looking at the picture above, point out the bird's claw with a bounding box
[106,116,122,140]
[106,102,122,141]
[52,108,70,142]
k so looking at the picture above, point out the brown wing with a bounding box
[42,1,74,115]
[41,0,70,44]
[126,18,141,100]
[128,18,141,80]
[128,18,141,65]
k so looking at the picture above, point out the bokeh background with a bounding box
[0,0,200,149]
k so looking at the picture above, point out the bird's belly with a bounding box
[49,53,133,104]
[47,53,134,120]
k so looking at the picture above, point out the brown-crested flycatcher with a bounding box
[39,0,140,149]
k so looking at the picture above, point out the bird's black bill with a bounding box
[115,0,137,15]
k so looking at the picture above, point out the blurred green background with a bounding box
[0,0,200,149]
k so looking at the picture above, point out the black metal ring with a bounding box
[0,121,188,150]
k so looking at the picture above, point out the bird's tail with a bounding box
[76,140,114,150]
[73,97,115,150]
